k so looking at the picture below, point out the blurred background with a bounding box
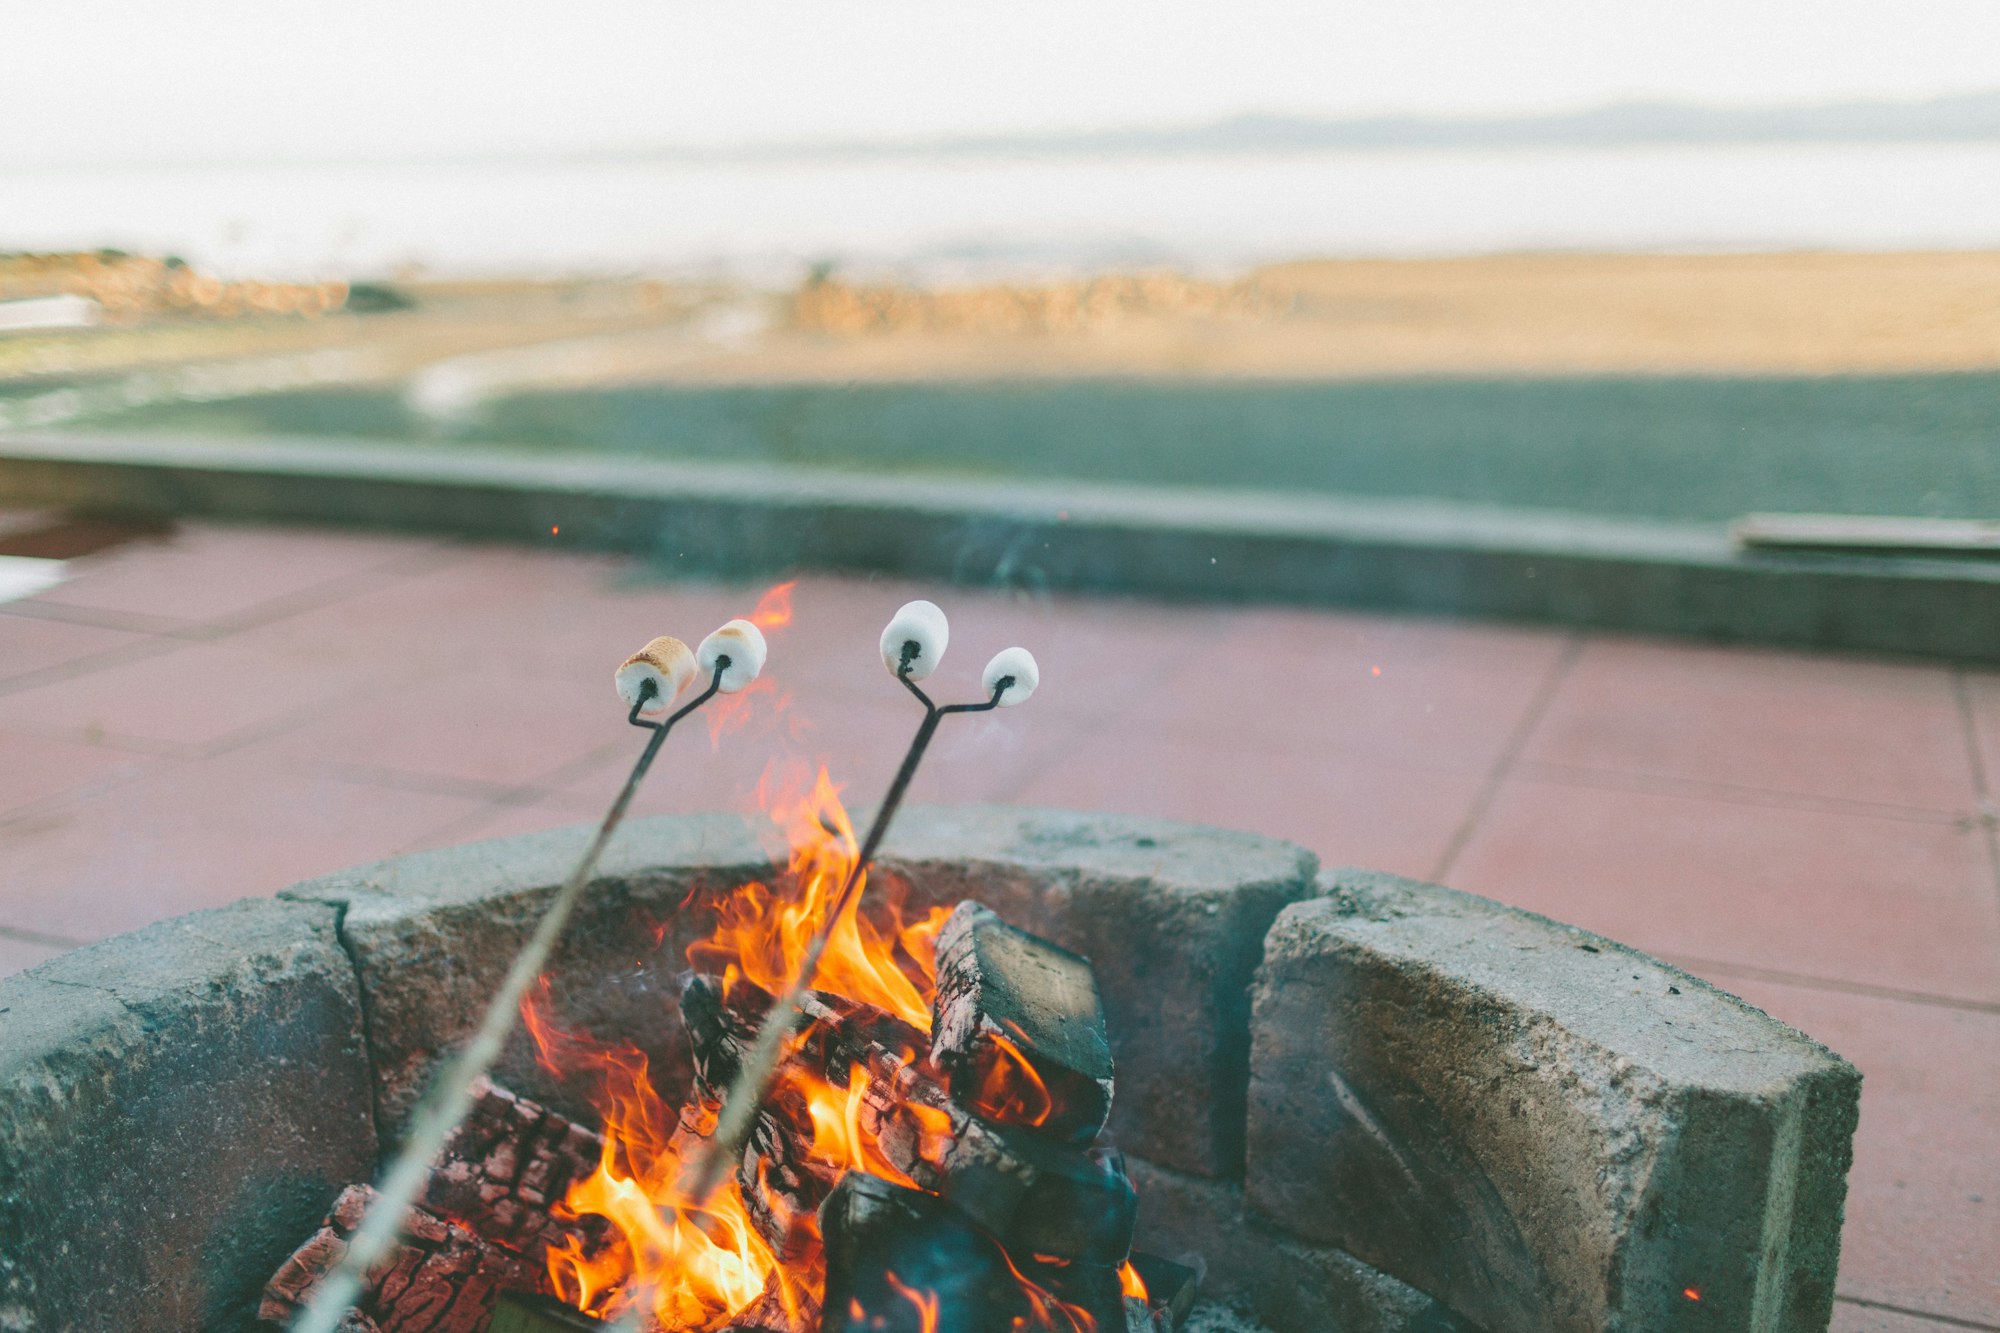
[2,5,1998,1329]
[5,0,2000,511]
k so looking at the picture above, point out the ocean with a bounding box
[7,141,2000,283]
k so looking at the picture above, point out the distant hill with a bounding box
[674,90,2000,163]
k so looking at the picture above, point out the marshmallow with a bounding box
[697,619,768,693]
[615,636,696,714]
[879,599,949,681]
[981,647,1039,707]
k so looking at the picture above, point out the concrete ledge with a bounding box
[282,812,778,1139]
[281,806,1318,1181]
[1246,868,1861,1333]
[5,430,1999,661]
[0,898,376,1332]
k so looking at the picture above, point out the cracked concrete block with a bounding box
[1124,1155,1473,1333]
[876,807,1319,1178]
[283,812,778,1140]
[0,898,375,1332]
[1246,870,1861,1333]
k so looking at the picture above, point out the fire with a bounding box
[690,764,947,1032]
[748,580,796,631]
[885,1272,941,1333]
[960,1031,1055,1130]
[536,1027,788,1326]
[528,760,957,1329]
[1117,1262,1148,1301]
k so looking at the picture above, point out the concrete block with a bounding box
[0,898,375,1332]
[1125,1155,1472,1333]
[283,812,777,1140]
[1246,869,1861,1333]
[877,806,1319,1178]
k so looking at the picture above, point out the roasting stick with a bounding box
[680,603,1038,1208]
[293,624,767,1333]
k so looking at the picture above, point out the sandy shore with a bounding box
[710,250,2000,383]
[8,252,2000,397]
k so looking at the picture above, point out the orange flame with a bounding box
[749,580,796,630]
[531,761,956,1329]
[885,1272,941,1333]
[690,765,948,1031]
[528,703,1084,1330]
[1117,1262,1148,1301]
[532,1016,794,1327]
[995,1248,1100,1333]
[961,1031,1055,1130]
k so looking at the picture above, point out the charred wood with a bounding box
[818,1171,1019,1333]
[422,1077,605,1264]
[260,1184,542,1333]
[930,903,1114,1145]
[861,1066,1137,1265]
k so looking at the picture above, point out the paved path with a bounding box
[0,516,1993,1331]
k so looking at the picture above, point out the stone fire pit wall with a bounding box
[0,807,1859,1333]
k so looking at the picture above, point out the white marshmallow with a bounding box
[981,647,1039,707]
[879,599,949,680]
[615,636,696,714]
[696,619,768,693]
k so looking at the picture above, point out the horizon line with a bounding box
[10,87,2000,176]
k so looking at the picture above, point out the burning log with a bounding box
[930,902,1113,1145]
[682,973,928,1259]
[867,1086,1139,1265]
[819,1173,1177,1333]
[263,1082,611,1332]
[818,1171,1022,1332]
[421,1077,606,1262]
[260,1184,541,1333]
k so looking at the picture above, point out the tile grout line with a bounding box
[1949,667,2000,909]
[1512,758,1971,828]
[1663,952,2000,1017]
[0,923,91,950]
[1429,631,1585,883]
[0,542,468,703]
[1835,1292,2000,1332]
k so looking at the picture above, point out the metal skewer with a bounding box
[292,664,728,1333]
[678,644,1009,1207]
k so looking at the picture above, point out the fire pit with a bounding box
[0,805,1858,1332]
[0,588,1861,1333]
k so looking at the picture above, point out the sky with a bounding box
[4,0,1999,168]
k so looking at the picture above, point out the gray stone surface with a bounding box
[876,806,1319,1177]
[1126,1155,1473,1333]
[283,812,777,1140]
[8,429,2000,662]
[0,898,376,1332]
[1247,869,1861,1333]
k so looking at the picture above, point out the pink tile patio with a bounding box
[0,515,1993,1330]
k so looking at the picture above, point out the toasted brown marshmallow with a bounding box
[615,635,697,714]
